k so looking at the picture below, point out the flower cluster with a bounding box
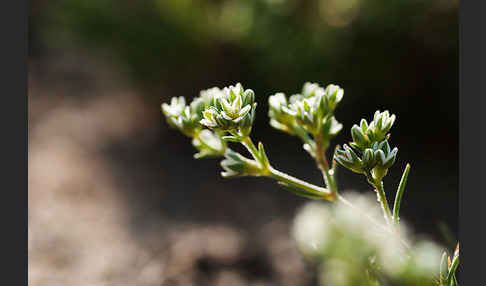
[334,110,398,182]
[268,83,343,152]
[200,83,256,136]
[162,92,225,158]
[162,82,459,286]
[162,96,202,138]
[349,110,396,151]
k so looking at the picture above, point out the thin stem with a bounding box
[269,167,335,201]
[375,181,393,225]
[240,136,260,161]
[293,127,314,148]
[314,133,338,194]
[393,163,411,225]
[239,135,334,200]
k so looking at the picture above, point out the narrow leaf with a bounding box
[440,251,449,281]
[446,253,460,283]
[393,163,411,225]
[258,142,270,167]
[278,181,326,200]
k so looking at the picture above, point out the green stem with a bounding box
[393,163,410,225]
[315,133,338,195]
[375,181,393,225]
[320,159,338,193]
[238,135,335,200]
[269,167,335,201]
[240,136,261,162]
[293,127,314,148]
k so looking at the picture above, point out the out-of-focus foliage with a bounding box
[293,193,444,286]
[30,0,457,97]
[30,0,458,152]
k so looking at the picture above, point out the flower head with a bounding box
[334,139,398,181]
[350,110,396,151]
[268,82,344,136]
[162,96,202,137]
[199,83,256,136]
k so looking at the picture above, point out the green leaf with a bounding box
[446,252,460,283]
[440,251,449,281]
[278,181,326,200]
[450,273,458,286]
[258,141,270,168]
[393,163,411,225]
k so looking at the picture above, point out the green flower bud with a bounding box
[220,150,262,178]
[334,144,363,174]
[302,82,322,98]
[190,88,215,121]
[374,141,398,169]
[268,92,297,134]
[322,116,343,136]
[349,111,396,150]
[281,96,321,134]
[318,116,343,151]
[370,140,398,181]
[367,110,396,142]
[274,83,343,135]
[360,119,369,133]
[162,96,186,117]
[324,84,344,111]
[288,93,304,104]
[361,148,376,172]
[351,124,369,150]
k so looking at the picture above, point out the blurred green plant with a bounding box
[162,82,459,285]
[32,0,458,105]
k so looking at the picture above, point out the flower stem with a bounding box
[240,136,261,162]
[239,135,335,201]
[315,133,338,195]
[375,181,393,225]
[269,167,335,201]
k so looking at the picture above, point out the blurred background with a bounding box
[28,0,458,285]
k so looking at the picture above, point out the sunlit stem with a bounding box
[314,133,338,195]
[240,136,261,163]
[239,134,335,201]
[375,180,393,225]
[269,167,335,201]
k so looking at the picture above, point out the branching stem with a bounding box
[240,135,335,201]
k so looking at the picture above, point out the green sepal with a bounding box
[221,135,240,142]
[258,141,270,169]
